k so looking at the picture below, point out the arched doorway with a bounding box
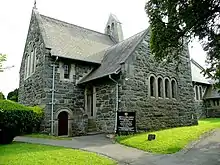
[58,111,68,136]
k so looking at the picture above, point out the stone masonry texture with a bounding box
[118,32,198,131]
[19,11,199,136]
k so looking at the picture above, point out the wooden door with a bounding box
[58,111,68,136]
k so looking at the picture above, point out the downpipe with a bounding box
[51,56,58,135]
[109,75,118,133]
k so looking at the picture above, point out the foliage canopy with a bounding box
[0,92,5,100]
[7,88,18,102]
[146,0,220,86]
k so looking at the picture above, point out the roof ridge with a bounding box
[85,30,148,64]
[89,29,147,64]
[119,28,149,64]
[39,14,111,37]
[102,29,148,53]
[190,58,205,71]
[78,28,149,84]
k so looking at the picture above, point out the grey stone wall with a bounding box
[194,101,206,119]
[192,83,209,118]
[118,32,198,131]
[43,55,95,135]
[18,10,97,136]
[93,78,117,133]
[18,11,47,108]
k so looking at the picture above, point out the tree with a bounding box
[0,92,5,100]
[0,53,7,72]
[146,0,220,86]
[7,88,18,102]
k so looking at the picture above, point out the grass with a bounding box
[0,142,117,165]
[24,133,72,140]
[116,118,220,154]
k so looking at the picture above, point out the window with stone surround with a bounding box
[158,77,163,98]
[149,76,156,97]
[194,85,203,101]
[28,53,31,76]
[149,75,177,99]
[171,79,177,99]
[63,64,71,79]
[165,78,170,98]
[85,86,96,118]
[111,22,115,31]
[24,44,37,79]
[199,86,203,100]
[24,54,28,79]
[107,25,111,34]
[31,47,36,73]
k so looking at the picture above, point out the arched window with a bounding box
[158,77,163,98]
[165,78,170,98]
[111,22,115,31]
[27,53,31,77]
[31,47,36,73]
[150,76,156,97]
[199,86,203,100]
[171,80,177,98]
[107,25,111,34]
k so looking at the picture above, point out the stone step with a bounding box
[87,119,97,131]
[88,127,97,132]
[86,131,102,135]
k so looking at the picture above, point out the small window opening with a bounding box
[111,22,115,31]
[199,86,203,100]
[195,86,199,100]
[64,64,70,79]
[171,80,177,98]
[165,79,170,98]
[158,77,163,98]
[150,76,156,97]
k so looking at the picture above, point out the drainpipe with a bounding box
[51,56,58,135]
[109,75,118,133]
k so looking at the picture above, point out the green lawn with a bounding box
[116,118,220,154]
[0,142,117,165]
[24,133,72,140]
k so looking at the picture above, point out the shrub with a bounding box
[0,100,43,144]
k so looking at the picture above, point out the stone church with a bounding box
[191,59,220,118]
[19,6,200,136]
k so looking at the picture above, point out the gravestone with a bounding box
[148,134,156,141]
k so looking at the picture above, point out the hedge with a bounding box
[0,100,44,144]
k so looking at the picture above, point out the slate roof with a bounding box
[78,29,148,84]
[190,59,212,84]
[36,12,115,63]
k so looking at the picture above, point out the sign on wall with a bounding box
[117,111,136,134]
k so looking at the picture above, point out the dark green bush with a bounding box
[0,100,44,144]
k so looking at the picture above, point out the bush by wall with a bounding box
[0,100,43,144]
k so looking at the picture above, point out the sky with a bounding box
[0,0,207,97]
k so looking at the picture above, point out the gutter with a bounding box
[51,56,58,135]
[109,74,118,133]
